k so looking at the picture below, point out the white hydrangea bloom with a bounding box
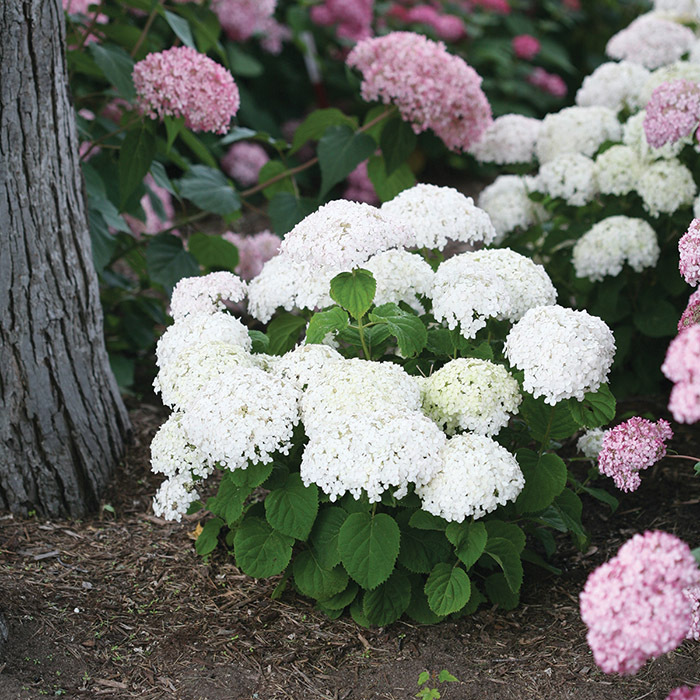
[154,341,257,411]
[155,312,252,370]
[535,106,622,164]
[247,253,336,323]
[689,39,700,64]
[535,153,599,206]
[575,61,650,113]
[605,15,695,69]
[636,159,697,217]
[421,358,522,436]
[622,110,690,161]
[151,411,212,480]
[416,434,525,522]
[639,61,700,105]
[572,216,660,281]
[693,193,700,219]
[181,366,301,471]
[153,471,201,523]
[170,272,247,321]
[504,305,616,405]
[300,410,446,502]
[364,249,434,312]
[279,199,413,271]
[477,175,546,242]
[469,114,542,164]
[577,428,608,460]
[595,145,643,196]
[273,343,344,390]
[380,184,496,250]
[652,0,699,16]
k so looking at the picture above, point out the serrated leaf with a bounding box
[330,269,376,319]
[266,312,307,355]
[318,125,376,198]
[349,596,371,628]
[521,549,562,575]
[229,462,274,489]
[310,507,348,570]
[265,473,319,540]
[179,165,240,216]
[268,193,316,235]
[406,575,446,624]
[322,581,358,610]
[552,489,586,539]
[424,563,471,616]
[163,10,195,47]
[484,572,519,610]
[290,108,357,155]
[249,330,269,354]
[293,551,348,601]
[484,521,526,553]
[119,126,156,209]
[569,384,616,428]
[233,517,293,578]
[89,43,135,100]
[515,449,567,514]
[484,537,523,593]
[306,307,349,345]
[195,517,224,557]
[205,472,251,526]
[363,570,411,626]
[409,511,448,531]
[145,233,199,291]
[366,155,415,203]
[340,493,371,514]
[520,394,579,443]
[380,117,417,176]
[397,527,452,574]
[438,670,458,683]
[445,521,487,569]
[338,512,400,590]
[179,129,218,168]
[578,484,619,513]
[369,303,427,357]
[188,232,240,272]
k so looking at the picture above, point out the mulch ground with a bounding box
[1,400,699,700]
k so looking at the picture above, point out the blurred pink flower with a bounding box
[124,174,177,238]
[223,230,281,280]
[221,142,270,187]
[580,531,700,676]
[685,585,700,641]
[311,0,374,42]
[212,0,277,42]
[342,160,379,205]
[512,34,540,60]
[679,289,700,331]
[644,80,700,149]
[528,67,567,97]
[667,687,700,700]
[663,325,700,423]
[133,47,239,134]
[679,218,700,287]
[402,6,465,42]
[347,31,492,152]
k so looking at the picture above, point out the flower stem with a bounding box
[131,0,164,58]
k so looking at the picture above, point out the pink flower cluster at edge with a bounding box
[132,46,239,135]
[342,160,379,205]
[679,218,700,287]
[221,142,270,187]
[528,67,567,97]
[223,230,281,281]
[346,31,492,152]
[212,0,276,41]
[662,325,700,423]
[644,80,700,149]
[580,531,700,676]
[512,34,540,60]
[387,4,465,43]
[597,417,673,492]
[679,289,700,331]
[471,0,510,14]
[123,174,177,238]
[667,687,700,700]
[311,0,374,42]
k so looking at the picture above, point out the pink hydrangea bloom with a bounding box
[528,67,567,97]
[679,218,700,286]
[133,47,239,135]
[667,687,700,700]
[668,381,700,424]
[124,174,177,238]
[347,32,492,152]
[679,289,700,331]
[259,17,291,54]
[311,0,374,42]
[404,6,465,42]
[212,0,277,42]
[685,585,700,641]
[644,80,700,149]
[221,142,270,187]
[580,531,700,676]
[223,230,281,280]
[663,325,700,423]
[63,0,97,13]
[597,417,673,492]
[472,0,510,13]
[170,271,247,320]
[101,97,131,124]
[512,34,540,60]
[342,160,379,205]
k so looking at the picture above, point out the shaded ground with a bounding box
[1,402,699,700]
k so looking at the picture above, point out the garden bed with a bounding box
[0,402,698,700]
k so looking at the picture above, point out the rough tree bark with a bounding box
[0,0,131,518]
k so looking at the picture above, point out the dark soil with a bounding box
[1,402,699,700]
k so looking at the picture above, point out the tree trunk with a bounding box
[0,0,131,518]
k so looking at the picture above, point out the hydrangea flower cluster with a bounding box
[636,159,697,217]
[223,230,280,281]
[606,15,695,69]
[421,359,522,436]
[132,47,239,134]
[666,687,700,700]
[685,585,700,641]
[310,0,374,42]
[535,153,598,206]
[572,216,660,281]
[662,325,700,422]
[504,306,616,405]
[644,79,700,148]
[679,218,700,285]
[623,110,689,161]
[221,141,269,187]
[416,434,525,522]
[597,417,673,492]
[212,0,276,42]
[577,428,607,460]
[364,249,434,312]
[639,61,700,106]
[342,161,378,205]
[477,175,546,240]
[346,32,492,151]
[679,289,700,331]
[170,271,247,321]
[391,4,465,42]
[512,34,540,60]
[595,145,642,196]
[580,531,700,675]
[380,184,496,250]
[575,61,650,113]
[469,114,542,165]
[527,68,567,98]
